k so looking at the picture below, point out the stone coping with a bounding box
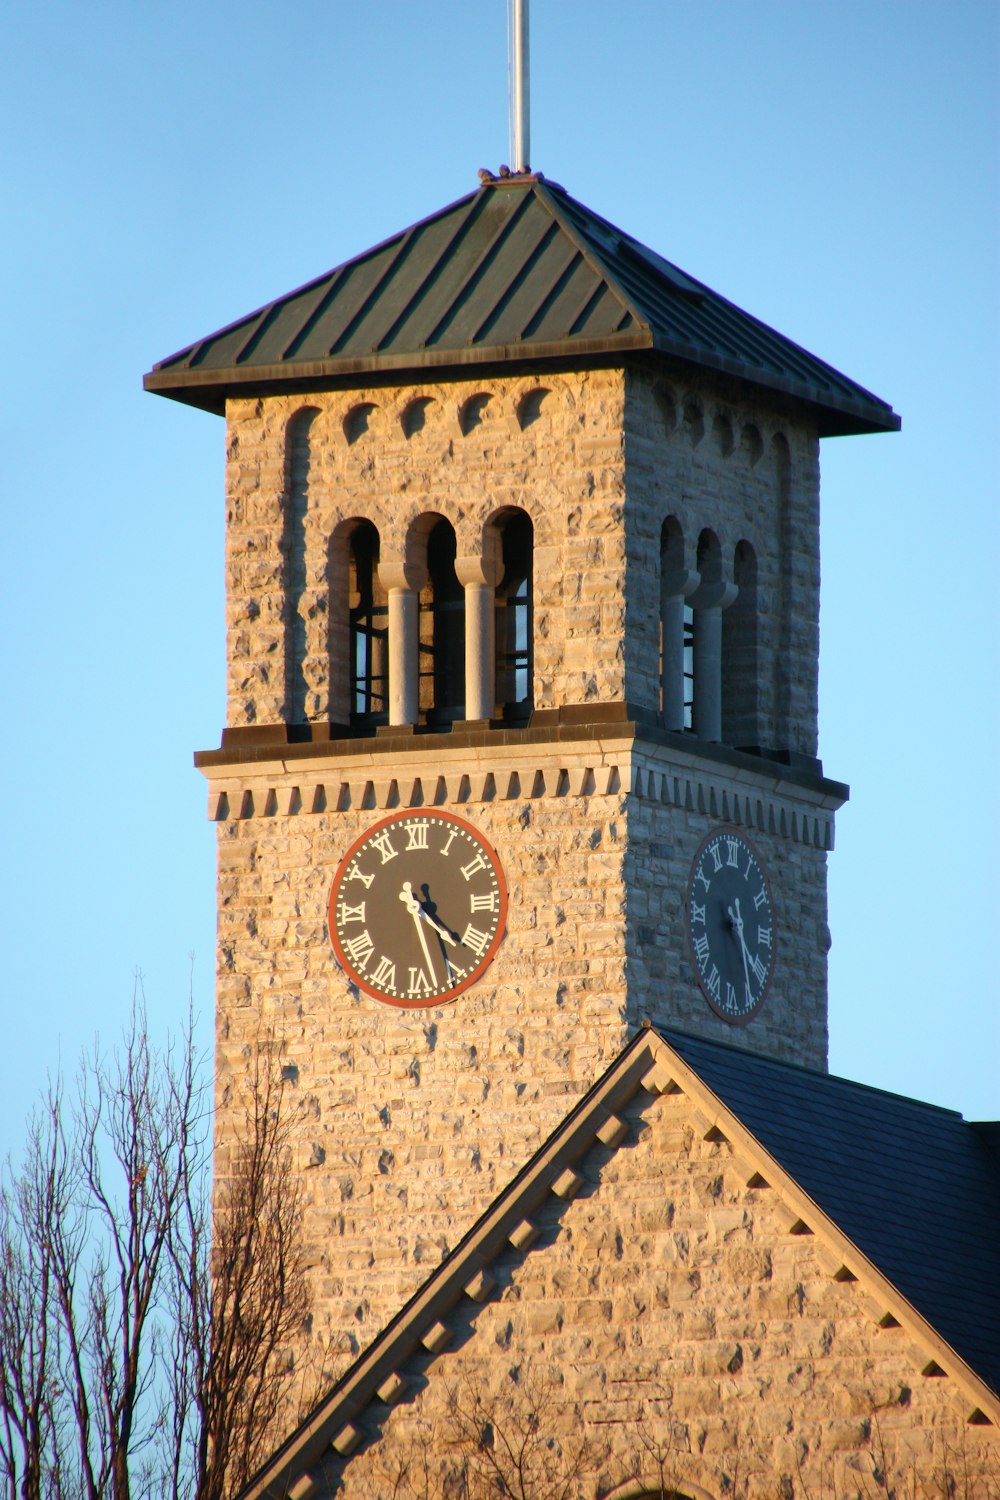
[196,714,845,803]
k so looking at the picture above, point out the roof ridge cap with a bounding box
[531,177,650,334]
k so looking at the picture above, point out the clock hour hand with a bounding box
[420,907,458,946]
[402,881,458,946]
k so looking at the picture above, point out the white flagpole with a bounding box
[512,0,530,171]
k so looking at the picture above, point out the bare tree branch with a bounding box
[0,999,310,1500]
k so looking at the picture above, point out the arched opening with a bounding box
[723,540,759,748]
[691,529,731,744]
[659,516,694,733]
[494,509,533,723]
[282,407,320,726]
[419,518,464,725]
[772,431,793,749]
[347,521,388,728]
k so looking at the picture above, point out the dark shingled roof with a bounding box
[665,1029,1000,1397]
[144,174,899,436]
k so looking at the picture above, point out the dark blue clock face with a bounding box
[686,828,775,1024]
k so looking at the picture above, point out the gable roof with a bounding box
[144,174,899,437]
[664,1030,1000,1399]
[237,1027,999,1500]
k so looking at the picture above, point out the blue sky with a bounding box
[2,0,997,1151]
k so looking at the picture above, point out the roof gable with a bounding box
[238,1029,999,1499]
[664,1028,1000,1397]
[144,176,899,436]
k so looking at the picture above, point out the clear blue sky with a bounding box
[2,0,997,1152]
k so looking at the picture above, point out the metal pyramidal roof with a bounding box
[144,174,899,436]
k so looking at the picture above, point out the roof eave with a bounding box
[141,331,658,414]
[143,335,900,436]
[645,332,900,436]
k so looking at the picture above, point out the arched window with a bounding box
[495,510,533,723]
[282,407,319,725]
[348,521,388,728]
[723,540,758,749]
[691,529,733,745]
[419,519,464,725]
[659,516,695,733]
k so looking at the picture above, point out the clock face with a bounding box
[686,827,775,1025]
[329,810,508,1008]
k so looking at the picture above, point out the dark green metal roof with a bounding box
[144,174,899,436]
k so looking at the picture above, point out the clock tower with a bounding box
[146,172,898,1358]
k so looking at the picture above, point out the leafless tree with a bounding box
[0,1001,311,1500]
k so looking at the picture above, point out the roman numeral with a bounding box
[750,953,767,984]
[370,957,397,991]
[709,844,723,873]
[690,901,706,926]
[347,866,374,888]
[470,891,497,913]
[405,821,429,851]
[725,838,739,867]
[758,926,772,949]
[753,888,768,911]
[693,934,710,967]
[342,931,375,969]
[441,828,459,857]
[407,968,432,997]
[370,832,398,865]
[338,902,366,925]
[461,854,488,881]
[695,868,710,893]
[724,981,738,1012]
[707,965,721,999]
[460,924,490,958]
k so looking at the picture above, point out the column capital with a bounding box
[456,530,502,590]
[690,577,738,611]
[378,552,427,594]
[661,567,701,600]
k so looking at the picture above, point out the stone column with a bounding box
[457,536,502,725]
[660,566,700,732]
[379,554,427,728]
[690,577,738,743]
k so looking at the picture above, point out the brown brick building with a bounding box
[146,173,999,1496]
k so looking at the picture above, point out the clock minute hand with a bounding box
[728,898,754,994]
[400,884,437,982]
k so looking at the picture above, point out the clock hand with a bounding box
[420,907,458,947]
[400,884,438,983]
[728,898,754,994]
[401,881,458,946]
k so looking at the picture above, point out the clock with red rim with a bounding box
[329,810,508,1008]
[686,826,775,1025]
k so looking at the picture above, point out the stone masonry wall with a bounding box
[223,370,630,729]
[214,780,632,1363]
[332,1085,998,1499]
[212,746,831,1372]
[622,369,821,759]
[213,365,834,1367]
[623,773,830,1069]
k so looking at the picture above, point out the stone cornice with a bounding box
[196,724,846,853]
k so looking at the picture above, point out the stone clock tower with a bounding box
[146,173,898,1355]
